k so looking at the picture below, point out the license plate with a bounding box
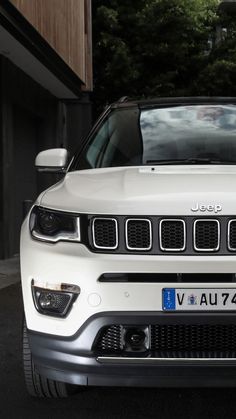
[163,288,236,311]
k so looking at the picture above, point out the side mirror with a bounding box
[35,148,68,173]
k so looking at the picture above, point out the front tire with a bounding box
[22,319,75,398]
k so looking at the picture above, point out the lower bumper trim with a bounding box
[97,356,236,364]
[28,311,236,387]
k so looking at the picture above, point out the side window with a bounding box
[83,109,141,169]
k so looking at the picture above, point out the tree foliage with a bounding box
[196,5,236,96]
[92,0,234,113]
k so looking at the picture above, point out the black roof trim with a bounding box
[0,0,84,98]
[111,96,236,109]
[117,96,130,103]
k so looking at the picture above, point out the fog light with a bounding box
[124,327,149,352]
[32,280,80,318]
[39,291,71,311]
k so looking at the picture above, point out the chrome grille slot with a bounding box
[194,219,220,252]
[159,219,186,251]
[126,219,152,250]
[92,218,118,249]
[228,220,236,251]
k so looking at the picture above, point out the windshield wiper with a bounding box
[146,158,236,165]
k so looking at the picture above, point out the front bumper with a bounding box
[29,312,236,387]
[21,222,236,337]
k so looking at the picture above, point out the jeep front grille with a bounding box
[89,215,236,255]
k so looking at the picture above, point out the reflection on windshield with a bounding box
[76,104,236,170]
[140,105,236,164]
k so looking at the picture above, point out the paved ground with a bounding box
[2,277,236,418]
[0,257,20,290]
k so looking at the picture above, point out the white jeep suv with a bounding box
[21,97,236,397]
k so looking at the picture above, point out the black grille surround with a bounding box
[94,323,236,358]
[84,215,236,255]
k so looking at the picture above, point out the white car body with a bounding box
[20,98,236,391]
[21,164,236,336]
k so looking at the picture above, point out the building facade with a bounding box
[219,0,236,12]
[0,0,92,259]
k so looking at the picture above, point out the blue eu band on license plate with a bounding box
[163,288,236,311]
[163,288,176,310]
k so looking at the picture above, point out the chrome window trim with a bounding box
[228,219,236,251]
[193,219,220,252]
[31,217,81,243]
[159,219,186,252]
[125,218,152,251]
[92,217,118,250]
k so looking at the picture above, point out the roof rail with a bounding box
[117,96,129,103]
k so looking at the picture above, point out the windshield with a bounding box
[75,104,236,169]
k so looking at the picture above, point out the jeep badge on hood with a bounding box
[191,203,222,213]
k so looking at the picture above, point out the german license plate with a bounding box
[163,288,236,311]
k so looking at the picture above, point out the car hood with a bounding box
[39,165,236,215]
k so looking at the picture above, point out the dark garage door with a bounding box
[10,105,40,257]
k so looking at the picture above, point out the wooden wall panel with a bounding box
[9,0,92,90]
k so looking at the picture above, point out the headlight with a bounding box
[32,280,80,317]
[30,206,80,243]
